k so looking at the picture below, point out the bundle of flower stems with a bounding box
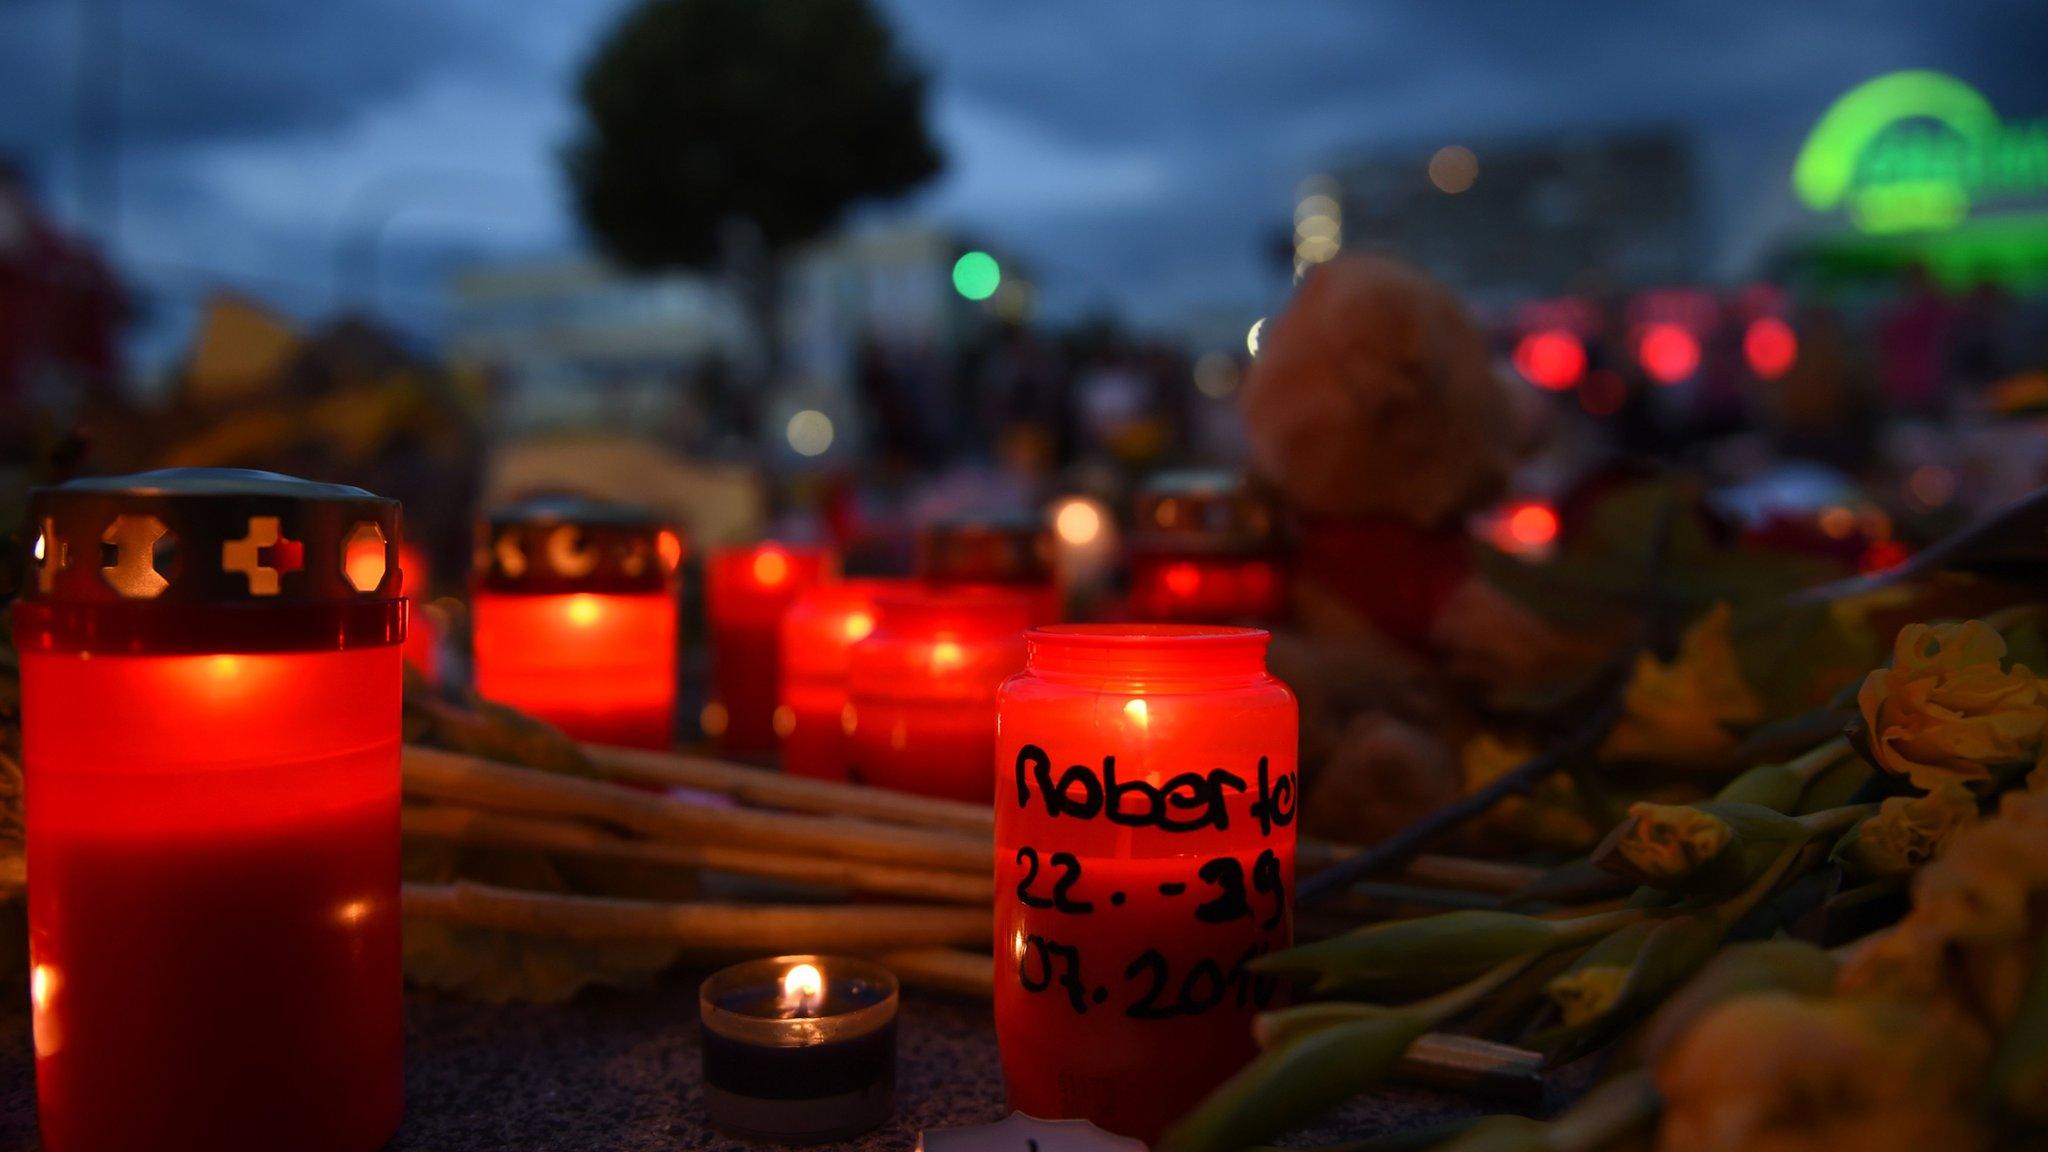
[399,733,1541,1009]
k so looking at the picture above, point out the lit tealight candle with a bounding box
[700,954,900,1144]
[471,499,684,750]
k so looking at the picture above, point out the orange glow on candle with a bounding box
[473,589,678,749]
[778,579,906,781]
[845,586,1033,802]
[995,625,1297,1141]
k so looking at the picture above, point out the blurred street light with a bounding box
[952,251,1001,301]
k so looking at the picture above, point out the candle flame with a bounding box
[782,962,825,1016]
[843,611,875,643]
[30,963,54,1010]
[931,638,964,672]
[1124,698,1149,729]
[32,532,45,562]
[566,594,603,627]
[753,549,790,586]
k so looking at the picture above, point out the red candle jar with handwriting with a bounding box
[917,514,1062,624]
[14,468,405,1152]
[1129,472,1287,625]
[994,625,1298,1141]
[471,499,683,750]
[707,543,832,754]
[398,540,441,684]
[777,578,907,781]
[845,587,1034,802]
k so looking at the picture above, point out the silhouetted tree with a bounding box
[566,0,943,376]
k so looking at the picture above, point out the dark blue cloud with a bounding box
[0,0,2042,348]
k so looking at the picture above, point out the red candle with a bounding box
[1128,472,1287,625]
[994,625,1298,1141]
[845,586,1033,802]
[399,541,441,684]
[916,515,1062,624]
[778,579,906,781]
[15,468,406,1152]
[471,500,683,750]
[707,543,832,754]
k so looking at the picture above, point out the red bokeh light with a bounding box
[1637,322,1700,385]
[1507,502,1560,548]
[1859,539,1911,574]
[1744,317,1798,380]
[1513,329,1586,391]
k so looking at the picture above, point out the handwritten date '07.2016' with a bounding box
[1013,845,1287,929]
[1016,934,1282,1019]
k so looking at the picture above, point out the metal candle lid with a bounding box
[1132,470,1279,556]
[474,496,682,596]
[15,467,405,653]
[916,513,1053,586]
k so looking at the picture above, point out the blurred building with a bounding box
[1310,130,1703,310]
[446,223,1012,456]
[444,257,749,436]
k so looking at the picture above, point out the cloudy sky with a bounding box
[1,0,2044,362]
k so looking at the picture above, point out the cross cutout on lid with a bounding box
[223,516,304,596]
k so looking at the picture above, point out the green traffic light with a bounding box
[952,251,1001,301]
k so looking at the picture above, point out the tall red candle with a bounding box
[1128,472,1287,625]
[994,625,1298,1141]
[706,543,831,754]
[15,468,406,1152]
[471,500,683,750]
[916,514,1062,624]
[777,579,906,781]
[845,586,1033,802]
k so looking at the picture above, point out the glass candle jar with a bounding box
[699,954,899,1144]
[1128,471,1286,625]
[15,468,406,1152]
[471,499,684,750]
[777,579,906,781]
[707,543,833,754]
[916,514,1062,624]
[845,586,1034,803]
[994,625,1299,1142]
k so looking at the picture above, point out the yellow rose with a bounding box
[1857,621,2048,790]
[1655,994,1991,1152]
[1832,784,1980,880]
[1603,604,1764,764]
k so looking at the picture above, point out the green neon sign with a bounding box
[1794,70,2048,234]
